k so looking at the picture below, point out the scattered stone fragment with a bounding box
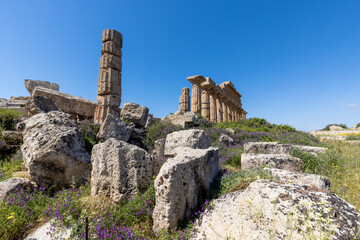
[153,147,219,232]
[25,96,59,116]
[241,153,302,172]
[24,79,60,96]
[329,125,344,131]
[21,111,91,188]
[244,142,327,156]
[0,177,35,201]
[161,110,199,128]
[218,133,234,146]
[120,103,149,127]
[164,129,211,158]
[263,168,331,189]
[96,114,134,142]
[225,128,235,134]
[91,138,153,202]
[191,179,360,240]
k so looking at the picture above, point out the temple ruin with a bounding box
[94,29,123,124]
[180,75,247,122]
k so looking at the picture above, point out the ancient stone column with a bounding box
[179,88,190,112]
[227,104,232,122]
[201,89,210,120]
[216,95,223,123]
[222,100,228,122]
[209,91,217,122]
[187,75,205,114]
[94,29,122,124]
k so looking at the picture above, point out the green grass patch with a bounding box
[346,134,360,140]
[0,152,23,181]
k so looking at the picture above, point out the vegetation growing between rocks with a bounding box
[78,120,100,154]
[321,123,348,131]
[0,108,21,131]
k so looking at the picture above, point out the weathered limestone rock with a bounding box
[218,133,234,146]
[241,153,302,172]
[96,114,134,142]
[329,125,344,131]
[161,110,198,128]
[95,29,123,124]
[0,177,35,201]
[244,142,327,156]
[263,168,331,189]
[32,87,96,120]
[24,79,59,96]
[164,129,211,158]
[191,180,360,240]
[120,103,149,127]
[0,99,28,116]
[153,147,219,232]
[21,111,91,188]
[145,113,154,128]
[91,138,153,202]
[179,88,190,112]
[225,128,235,134]
[25,96,58,116]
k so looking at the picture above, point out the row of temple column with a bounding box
[179,75,247,122]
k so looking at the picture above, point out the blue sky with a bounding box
[0,0,359,131]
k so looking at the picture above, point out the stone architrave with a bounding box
[222,100,228,122]
[179,88,190,112]
[94,29,123,124]
[201,90,210,120]
[187,75,205,114]
[209,91,217,122]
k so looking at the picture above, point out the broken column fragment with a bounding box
[179,87,190,112]
[94,29,123,124]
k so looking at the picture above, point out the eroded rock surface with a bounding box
[96,114,134,142]
[241,153,302,172]
[161,110,198,128]
[25,96,59,116]
[24,79,59,95]
[0,177,35,201]
[191,180,360,240]
[244,142,327,156]
[21,111,91,188]
[153,147,219,232]
[164,129,211,158]
[120,103,149,127]
[91,138,153,202]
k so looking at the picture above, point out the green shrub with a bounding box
[356,123,360,128]
[346,134,360,140]
[321,124,348,131]
[0,108,21,130]
[144,121,183,150]
[0,152,22,181]
[78,120,100,154]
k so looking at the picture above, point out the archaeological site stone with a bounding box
[24,79,60,96]
[244,142,327,156]
[25,96,59,116]
[96,114,134,142]
[0,177,35,201]
[164,129,211,158]
[263,168,331,189]
[329,125,344,131]
[153,147,219,232]
[91,138,153,202]
[21,111,91,188]
[191,179,360,240]
[241,153,302,172]
[161,110,198,128]
[94,29,123,124]
[218,133,234,146]
[187,75,206,114]
[120,103,149,127]
[179,87,190,112]
[32,87,96,120]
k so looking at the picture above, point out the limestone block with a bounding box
[153,147,219,232]
[218,133,234,146]
[164,129,211,158]
[97,68,121,96]
[94,105,120,124]
[101,41,122,57]
[263,168,331,189]
[25,96,59,116]
[24,79,59,96]
[20,111,91,188]
[241,153,302,172]
[91,139,153,202]
[100,53,122,71]
[96,114,134,142]
[329,125,344,131]
[120,103,149,127]
[97,95,121,107]
[191,180,360,239]
[161,111,198,128]
[102,29,123,45]
[179,88,190,112]
[244,142,327,156]
[0,177,35,201]
[32,87,97,119]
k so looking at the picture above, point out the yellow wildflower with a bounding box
[7,216,14,219]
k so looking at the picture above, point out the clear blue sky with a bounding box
[0,0,359,131]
